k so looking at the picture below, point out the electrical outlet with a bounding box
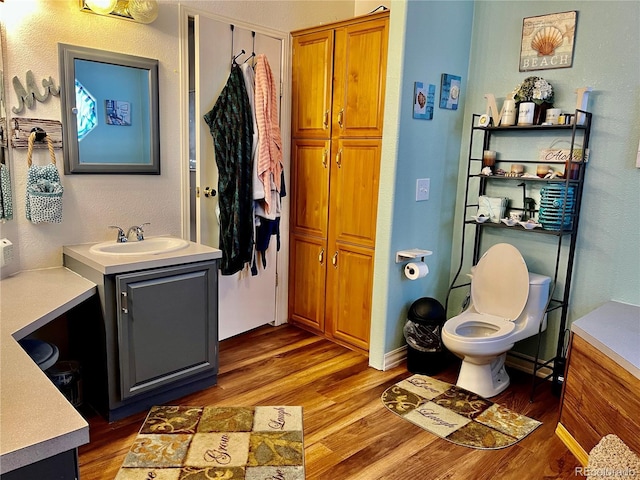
[416,178,430,201]
[1,238,13,267]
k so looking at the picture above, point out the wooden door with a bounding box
[288,234,327,333]
[325,242,375,353]
[291,30,334,139]
[332,17,389,138]
[290,139,331,237]
[328,138,381,249]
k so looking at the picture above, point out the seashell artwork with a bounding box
[531,26,564,56]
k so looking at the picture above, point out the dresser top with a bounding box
[571,301,640,379]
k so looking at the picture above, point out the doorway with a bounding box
[181,7,291,340]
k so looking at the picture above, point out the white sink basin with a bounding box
[89,237,190,256]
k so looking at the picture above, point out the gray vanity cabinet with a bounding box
[63,256,219,422]
[116,264,217,400]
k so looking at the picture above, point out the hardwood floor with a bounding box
[78,324,584,479]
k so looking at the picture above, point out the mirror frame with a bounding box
[59,44,160,174]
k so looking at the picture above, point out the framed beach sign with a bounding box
[439,74,461,110]
[413,82,435,120]
[520,11,577,72]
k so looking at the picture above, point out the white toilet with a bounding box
[442,243,551,398]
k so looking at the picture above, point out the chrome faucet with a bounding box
[109,225,127,243]
[126,223,150,241]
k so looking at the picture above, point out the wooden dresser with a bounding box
[556,301,640,465]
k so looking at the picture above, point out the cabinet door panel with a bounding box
[292,30,334,139]
[291,139,331,237]
[333,17,388,137]
[288,234,327,333]
[326,243,375,352]
[116,263,217,400]
[329,139,381,248]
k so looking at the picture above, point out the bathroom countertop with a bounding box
[571,301,640,379]
[0,267,97,474]
[63,237,222,275]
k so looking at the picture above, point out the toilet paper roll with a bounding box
[404,261,429,280]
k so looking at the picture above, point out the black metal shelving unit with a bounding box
[446,110,592,401]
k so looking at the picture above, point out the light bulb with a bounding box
[84,0,118,15]
[127,0,159,24]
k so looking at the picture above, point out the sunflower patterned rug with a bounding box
[381,375,541,450]
[115,405,305,480]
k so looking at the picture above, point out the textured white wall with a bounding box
[1,0,355,275]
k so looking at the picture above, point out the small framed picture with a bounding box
[439,74,461,110]
[105,100,132,126]
[413,82,435,120]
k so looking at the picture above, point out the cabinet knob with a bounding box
[318,248,324,264]
[336,149,342,168]
[322,150,328,168]
[332,252,338,268]
[337,108,344,129]
[323,110,329,129]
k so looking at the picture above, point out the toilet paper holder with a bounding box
[395,248,432,264]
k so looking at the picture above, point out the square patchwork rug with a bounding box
[115,405,305,480]
[382,374,541,450]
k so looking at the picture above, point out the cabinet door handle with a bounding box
[318,248,324,264]
[337,108,344,129]
[322,149,328,168]
[121,291,128,314]
[323,110,329,129]
[336,149,342,168]
[332,252,338,268]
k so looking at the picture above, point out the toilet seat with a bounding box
[444,312,515,341]
[443,244,529,343]
[471,243,529,321]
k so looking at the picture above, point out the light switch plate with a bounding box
[416,178,430,201]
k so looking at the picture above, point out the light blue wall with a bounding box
[454,1,640,360]
[370,0,474,368]
[372,0,639,367]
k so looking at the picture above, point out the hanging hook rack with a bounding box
[232,49,246,65]
[243,31,256,65]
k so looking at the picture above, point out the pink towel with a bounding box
[254,54,283,214]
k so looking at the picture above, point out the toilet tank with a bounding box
[515,272,552,339]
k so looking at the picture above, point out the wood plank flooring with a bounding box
[78,324,584,479]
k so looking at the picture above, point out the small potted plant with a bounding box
[512,76,554,125]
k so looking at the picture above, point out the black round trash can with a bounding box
[403,297,448,375]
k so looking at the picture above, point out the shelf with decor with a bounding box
[447,109,592,401]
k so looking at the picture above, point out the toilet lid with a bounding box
[471,243,529,321]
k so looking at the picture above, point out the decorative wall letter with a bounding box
[575,86,593,125]
[11,71,60,114]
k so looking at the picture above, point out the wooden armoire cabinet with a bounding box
[288,11,389,354]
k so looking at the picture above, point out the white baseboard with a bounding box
[506,352,554,379]
[383,345,407,371]
[382,346,554,380]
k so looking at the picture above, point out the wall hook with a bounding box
[30,127,47,142]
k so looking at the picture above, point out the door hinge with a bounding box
[275,272,279,287]
[121,291,128,314]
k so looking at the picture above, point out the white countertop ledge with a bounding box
[571,301,640,380]
[0,267,97,474]
[63,237,222,275]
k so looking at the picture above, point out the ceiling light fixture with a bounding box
[81,0,159,24]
